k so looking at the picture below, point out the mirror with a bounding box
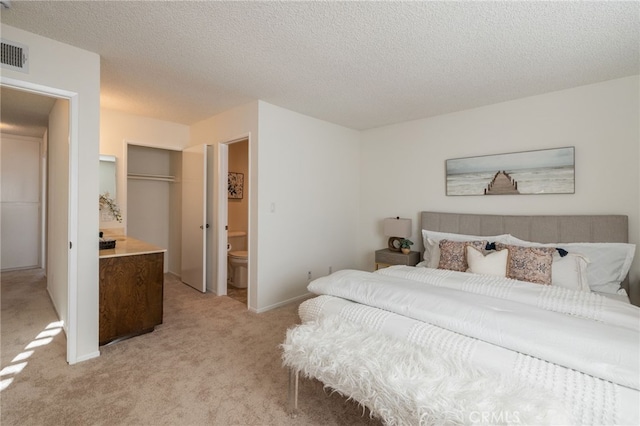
[99,155,117,198]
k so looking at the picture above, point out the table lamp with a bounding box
[383,217,411,252]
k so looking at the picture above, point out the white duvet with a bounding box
[301,267,640,424]
[307,267,640,389]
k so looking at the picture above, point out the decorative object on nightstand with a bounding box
[400,238,413,254]
[375,248,420,270]
[383,217,412,252]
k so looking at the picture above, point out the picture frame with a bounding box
[445,147,575,196]
[228,172,244,199]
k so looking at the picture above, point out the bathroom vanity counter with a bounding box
[98,235,165,259]
[99,236,166,346]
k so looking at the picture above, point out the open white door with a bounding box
[181,145,207,292]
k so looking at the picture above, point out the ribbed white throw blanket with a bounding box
[283,316,573,426]
[377,266,639,330]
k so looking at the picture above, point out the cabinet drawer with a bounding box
[375,249,420,266]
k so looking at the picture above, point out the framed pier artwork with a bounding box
[446,147,575,196]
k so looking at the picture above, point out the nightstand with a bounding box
[375,249,420,270]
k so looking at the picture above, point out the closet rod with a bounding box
[127,173,176,182]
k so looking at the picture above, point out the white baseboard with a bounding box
[253,292,315,314]
[72,350,101,364]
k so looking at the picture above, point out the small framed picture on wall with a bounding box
[228,172,244,199]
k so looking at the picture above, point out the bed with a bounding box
[282,212,639,425]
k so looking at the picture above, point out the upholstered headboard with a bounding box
[420,211,630,288]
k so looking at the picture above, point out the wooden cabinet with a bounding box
[99,242,164,346]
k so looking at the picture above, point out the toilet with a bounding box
[227,231,248,288]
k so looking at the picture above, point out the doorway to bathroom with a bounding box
[225,138,249,305]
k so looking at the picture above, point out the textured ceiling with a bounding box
[1,1,639,131]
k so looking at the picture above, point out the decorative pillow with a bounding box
[438,240,486,272]
[495,243,555,285]
[506,236,636,294]
[466,246,509,277]
[551,252,590,292]
[422,229,511,267]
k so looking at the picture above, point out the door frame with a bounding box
[1,76,80,364]
[216,143,228,296]
[216,135,251,301]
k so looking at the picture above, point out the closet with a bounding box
[126,144,182,274]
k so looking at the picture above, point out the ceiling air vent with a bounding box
[1,39,29,73]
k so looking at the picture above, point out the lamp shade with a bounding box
[383,217,411,238]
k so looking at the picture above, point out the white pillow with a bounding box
[424,238,439,268]
[466,246,508,277]
[506,236,635,294]
[551,252,590,292]
[421,229,511,267]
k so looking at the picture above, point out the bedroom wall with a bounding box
[358,76,640,291]
[190,101,259,306]
[190,101,360,312]
[99,108,190,229]
[256,102,361,312]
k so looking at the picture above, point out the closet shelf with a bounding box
[127,173,176,182]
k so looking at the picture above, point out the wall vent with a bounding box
[1,39,29,73]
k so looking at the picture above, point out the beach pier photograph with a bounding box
[446,147,575,196]
[484,171,519,195]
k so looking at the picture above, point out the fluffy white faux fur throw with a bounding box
[282,316,573,426]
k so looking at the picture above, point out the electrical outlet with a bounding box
[307,271,312,280]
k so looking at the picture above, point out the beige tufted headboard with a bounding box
[420,211,630,288]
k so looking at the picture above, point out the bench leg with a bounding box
[287,368,299,417]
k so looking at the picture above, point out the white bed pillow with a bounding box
[421,229,511,268]
[551,252,590,292]
[424,238,439,268]
[506,236,635,294]
[466,246,508,277]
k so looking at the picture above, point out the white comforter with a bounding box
[307,267,640,390]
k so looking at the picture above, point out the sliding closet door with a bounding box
[181,145,207,292]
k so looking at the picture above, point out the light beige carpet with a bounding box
[1,269,381,425]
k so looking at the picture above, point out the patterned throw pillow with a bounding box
[495,243,555,285]
[438,240,486,272]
